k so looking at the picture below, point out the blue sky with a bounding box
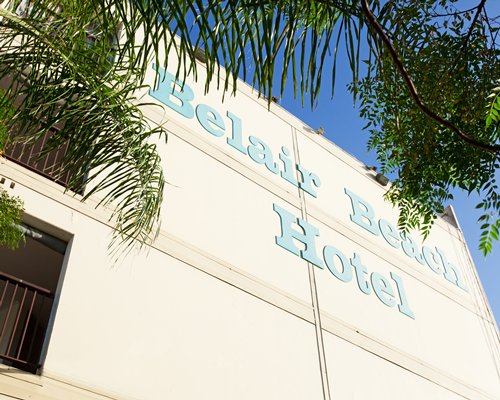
[274,3,500,322]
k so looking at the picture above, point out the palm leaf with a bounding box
[0,6,165,252]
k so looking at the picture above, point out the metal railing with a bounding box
[0,271,54,370]
[4,127,71,188]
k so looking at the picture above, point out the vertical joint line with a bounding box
[291,126,331,400]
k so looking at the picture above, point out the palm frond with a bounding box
[0,6,165,252]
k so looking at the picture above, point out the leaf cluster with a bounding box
[0,88,15,152]
[0,187,24,250]
[355,0,500,252]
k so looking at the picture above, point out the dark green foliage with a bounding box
[354,0,499,253]
[0,89,15,151]
[0,188,24,250]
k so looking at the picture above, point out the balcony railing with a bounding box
[4,127,71,188]
[0,271,54,371]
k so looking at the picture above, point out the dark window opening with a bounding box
[0,228,67,373]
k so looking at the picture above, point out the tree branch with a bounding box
[430,5,483,18]
[435,0,486,90]
[360,0,500,154]
[464,0,487,49]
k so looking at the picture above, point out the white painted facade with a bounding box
[0,53,499,400]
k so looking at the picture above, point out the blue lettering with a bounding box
[371,272,396,307]
[150,66,194,118]
[323,245,352,282]
[226,111,248,155]
[378,219,400,249]
[400,233,425,265]
[422,246,443,275]
[247,136,279,174]
[344,189,380,236]
[279,146,299,188]
[150,67,322,198]
[273,204,324,268]
[195,104,225,137]
[391,272,415,319]
[436,248,468,291]
[350,253,371,295]
[273,204,414,319]
[297,165,321,198]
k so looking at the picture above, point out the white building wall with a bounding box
[0,55,499,400]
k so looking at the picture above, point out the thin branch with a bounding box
[360,0,500,154]
[436,0,486,87]
[464,0,487,50]
[430,3,483,18]
[484,8,500,47]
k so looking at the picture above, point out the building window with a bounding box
[0,225,67,373]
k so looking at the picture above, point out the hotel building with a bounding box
[1,50,500,400]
